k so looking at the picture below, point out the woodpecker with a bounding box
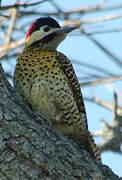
[14,17,101,161]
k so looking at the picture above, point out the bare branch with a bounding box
[64,4,122,15]
[85,92,122,154]
[0,13,9,18]
[83,34,122,67]
[31,4,122,17]
[0,0,48,10]
[112,92,122,127]
[85,97,122,116]
[72,59,115,76]
[80,75,122,87]
[83,27,122,35]
[94,119,122,153]
[0,39,25,60]
[62,14,122,26]
[94,92,122,154]
[6,8,18,45]
[50,1,63,14]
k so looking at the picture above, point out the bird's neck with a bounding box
[25,34,65,51]
[25,41,57,51]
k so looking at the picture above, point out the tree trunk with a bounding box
[0,64,121,180]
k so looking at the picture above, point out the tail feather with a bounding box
[86,130,101,161]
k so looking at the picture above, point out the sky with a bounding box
[1,0,122,177]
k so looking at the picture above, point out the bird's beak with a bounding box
[56,26,79,35]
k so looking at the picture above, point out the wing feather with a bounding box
[56,53,88,127]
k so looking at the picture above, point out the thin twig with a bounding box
[50,1,63,14]
[93,92,122,153]
[0,13,9,18]
[80,75,122,87]
[0,0,48,10]
[72,59,115,76]
[62,14,122,26]
[83,27,122,35]
[0,39,25,59]
[83,34,122,67]
[30,4,122,17]
[84,97,122,116]
[6,8,18,45]
[64,4,122,15]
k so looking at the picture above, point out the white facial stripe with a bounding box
[26,26,60,46]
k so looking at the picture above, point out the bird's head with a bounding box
[25,17,78,50]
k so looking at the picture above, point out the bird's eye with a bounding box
[43,26,50,32]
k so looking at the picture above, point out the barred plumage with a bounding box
[14,17,101,161]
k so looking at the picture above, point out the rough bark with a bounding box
[0,63,121,180]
